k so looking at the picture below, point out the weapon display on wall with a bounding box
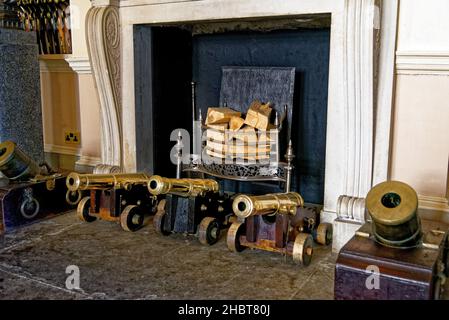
[0,140,80,234]
[335,181,449,300]
[0,0,20,29]
[67,170,158,232]
[16,0,72,54]
[148,175,234,245]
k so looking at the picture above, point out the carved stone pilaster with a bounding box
[329,0,382,251]
[86,2,122,167]
[341,0,380,201]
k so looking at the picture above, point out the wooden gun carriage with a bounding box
[335,181,449,299]
[335,218,449,300]
[149,175,233,245]
[227,187,331,266]
[0,140,80,234]
[67,166,157,232]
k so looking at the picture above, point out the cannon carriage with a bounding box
[222,138,332,266]
[0,140,80,234]
[66,169,157,232]
[227,189,332,266]
[148,175,234,245]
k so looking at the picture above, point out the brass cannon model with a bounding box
[0,140,80,234]
[335,181,449,300]
[148,175,233,245]
[227,191,332,266]
[148,175,219,197]
[67,171,157,231]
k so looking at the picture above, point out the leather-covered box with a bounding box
[334,218,449,300]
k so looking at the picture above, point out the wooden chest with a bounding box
[334,218,449,300]
[0,175,75,234]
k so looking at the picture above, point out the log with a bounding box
[206,139,271,154]
[207,122,228,130]
[228,126,258,143]
[205,147,271,160]
[205,107,241,125]
[243,100,272,130]
[229,116,245,131]
[206,128,228,142]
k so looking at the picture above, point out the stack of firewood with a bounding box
[204,100,276,161]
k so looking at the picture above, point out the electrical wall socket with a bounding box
[64,131,80,144]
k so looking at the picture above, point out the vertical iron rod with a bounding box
[191,82,196,130]
[191,81,198,158]
[284,140,295,193]
[176,130,183,179]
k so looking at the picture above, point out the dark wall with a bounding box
[134,26,330,204]
[134,26,192,176]
[134,25,154,174]
[192,29,330,204]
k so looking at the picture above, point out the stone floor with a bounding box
[0,211,336,300]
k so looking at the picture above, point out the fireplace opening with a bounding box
[134,16,330,204]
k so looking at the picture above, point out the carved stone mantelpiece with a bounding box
[86,0,399,252]
[86,0,122,167]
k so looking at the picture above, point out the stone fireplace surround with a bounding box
[86,0,399,252]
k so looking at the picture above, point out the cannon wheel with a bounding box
[315,222,333,245]
[227,221,246,252]
[198,217,221,245]
[120,205,144,232]
[153,199,170,236]
[292,232,314,266]
[77,196,96,222]
[66,190,82,206]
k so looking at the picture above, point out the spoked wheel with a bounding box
[77,196,96,222]
[227,221,246,252]
[315,222,333,245]
[292,232,314,266]
[120,205,144,232]
[198,217,221,245]
[153,199,170,236]
[66,190,82,206]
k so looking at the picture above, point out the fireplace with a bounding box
[133,20,330,204]
[86,0,399,252]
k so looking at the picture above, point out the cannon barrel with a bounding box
[147,175,219,197]
[366,180,421,248]
[66,172,151,192]
[0,140,41,181]
[232,192,304,219]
